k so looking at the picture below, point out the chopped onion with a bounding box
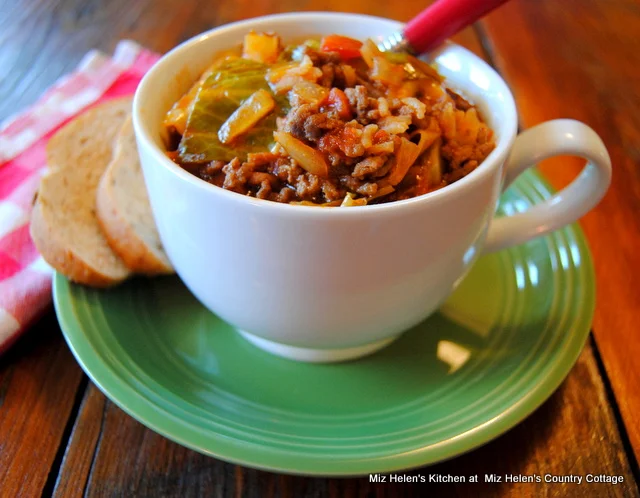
[386,138,420,186]
[366,141,394,154]
[289,81,328,106]
[411,129,440,157]
[242,32,281,63]
[273,131,329,177]
[341,192,368,207]
[369,185,395,200]
[291,200,341,207]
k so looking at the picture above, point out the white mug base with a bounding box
[237,330,400,363]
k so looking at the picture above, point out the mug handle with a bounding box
[483,119,612,252]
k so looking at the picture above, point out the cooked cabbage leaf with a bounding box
[178,58,287,163]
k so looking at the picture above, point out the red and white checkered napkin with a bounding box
[0,41,160,354]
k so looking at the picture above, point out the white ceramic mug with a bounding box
[133,13,611,362]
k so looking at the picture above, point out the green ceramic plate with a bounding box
[53,170,594,476]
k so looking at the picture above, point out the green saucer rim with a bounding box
[53,172,595,476]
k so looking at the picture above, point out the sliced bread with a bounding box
[96,117,173,275]
[30,98,133,287]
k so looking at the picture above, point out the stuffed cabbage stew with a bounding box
[163,32,496,206]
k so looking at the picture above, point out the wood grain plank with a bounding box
[52,384,106,498]
[0,0,481,122]
[57,346,637,497]
[479,0,640,462]
[0,312,84,497]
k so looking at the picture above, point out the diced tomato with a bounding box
[326,88,353,120]
[318,131,342,158]
[320,35,363,60]
[373,129,390,144]
[318,128,359,157]
[337,127,365,157]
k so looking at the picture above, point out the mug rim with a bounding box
[132,11,518,217]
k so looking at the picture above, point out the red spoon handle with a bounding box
[404,0,510,54]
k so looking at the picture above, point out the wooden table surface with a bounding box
[1,0,639,496]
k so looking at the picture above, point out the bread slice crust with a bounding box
[30,97,133,287]
[96,117,173,275]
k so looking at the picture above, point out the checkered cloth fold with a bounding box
[0,42,160,354]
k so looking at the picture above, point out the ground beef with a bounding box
[345,86,369,123]
[255,179,272,199]
[317,63,352,89]
[275,187,296,203]
[446,89,472,111]
[221,158,248,193]
[284,104,317,140]
[198,160,225,182]
[339,176,378,196]
[321,180,345,201]
[320,64,335,87]
[294,173,321,199]
[352,156,387,179]
[303,47,341,66]
[356,181,378,197]
[273,159,304,184]
[442,141,495,170]
[171,38,496,206]
[303,113,342,140]
[354,75,383,99]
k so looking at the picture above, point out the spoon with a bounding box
[379,0,511,54]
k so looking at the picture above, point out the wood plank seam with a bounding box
[479,0,640,461]
[81,391,109,497]
[41,375,90,497]
[590,334,640,488]
[474,15,640,486]
[476,11,638,479]
[51,383,108,498]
